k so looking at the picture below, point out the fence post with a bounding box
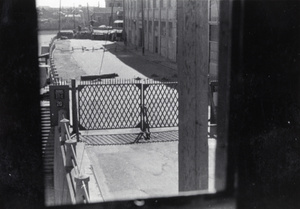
[75,175,90,204]
[65,139,77,168]
[71,79,79,142]
[60,118,69,143]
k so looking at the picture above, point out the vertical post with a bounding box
[87,3,90,24]
[71,79,79,142]
[65,139,77,168]
[141,0,145,55]
[178,0,209,191]
[73,4,76,30]
[110,0,116,26]
[59,0,61,32]
[60,118,69,143]
[75,175,90,204]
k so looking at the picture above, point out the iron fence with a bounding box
[77,79,179,130]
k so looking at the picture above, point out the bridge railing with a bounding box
[54,110,90,205]
[48,36,60,85]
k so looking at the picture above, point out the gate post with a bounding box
[71,79,79,142]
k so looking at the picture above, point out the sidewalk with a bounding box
[77,128,217,203]
[115,42,178,72]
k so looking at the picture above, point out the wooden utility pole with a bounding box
[58,0,61,32]
[110,0,116,26]
[177,0,209,191]
[73,4,76,29]
[87,3,90,24]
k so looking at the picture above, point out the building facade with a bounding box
[105,0,124,7]
[124,0,177,62]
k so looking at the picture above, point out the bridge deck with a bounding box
[78,129,216,202]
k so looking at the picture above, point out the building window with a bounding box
[168,0,171,7]
[144,20,147,33]
[160,0,164,8]
[149,20,152,33]
[161,21,166,36]
[148,0,151,8]
[209,0,219,22]
[154,21,158,34]
[134,1,136,11]
[153,0,157,8]
[168,22,172,38]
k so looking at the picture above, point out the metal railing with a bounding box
[54,110,90,205]
[48,36,61,85]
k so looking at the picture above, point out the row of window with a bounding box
[126,0,174,10]
[109,2,122,7]
[126,19,174,38]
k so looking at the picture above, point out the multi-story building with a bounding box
[124,0,177,62]
[105,0,124,7]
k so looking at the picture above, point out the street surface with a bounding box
[53,39,178,81]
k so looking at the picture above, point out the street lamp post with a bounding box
[141,0,145,55]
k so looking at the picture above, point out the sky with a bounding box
[36,0,105,8]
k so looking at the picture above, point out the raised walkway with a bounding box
[76,127,217,203]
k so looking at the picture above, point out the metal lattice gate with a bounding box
[143,82,178,128]
[77,80,178,130]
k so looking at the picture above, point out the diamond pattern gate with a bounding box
[143,82,179,128]
[77,80,178,130]
[78,82,141,130]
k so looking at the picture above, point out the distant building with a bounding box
[91,7,124,26]
[124,0,177,62]
[105,0,123,7]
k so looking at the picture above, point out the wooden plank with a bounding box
[178,0,209,191]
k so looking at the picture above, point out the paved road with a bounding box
[53,39,178,81]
